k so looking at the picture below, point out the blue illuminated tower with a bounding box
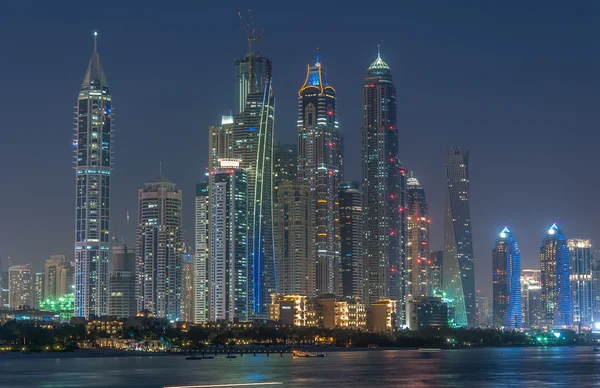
[492,227,522,328]
[74,32,112,318]
[540,223,571,326]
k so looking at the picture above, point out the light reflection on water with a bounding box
[1,347,600,387]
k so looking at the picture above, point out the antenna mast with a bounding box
[238,10,263,94]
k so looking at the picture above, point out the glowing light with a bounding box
[94,31,97,36]
[553,332,561,338]
[594,322,600,330]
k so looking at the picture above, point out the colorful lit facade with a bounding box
[297,56,342,296]
[406,175,430,297]
[540,223,571,326]
[492,227,522,328]
[339,182,363,300]
[568,239,593,326]
[443,148,475,327]
[361,48,404,310]
[74,33,112,318]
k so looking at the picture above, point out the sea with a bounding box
[1,347,600,387]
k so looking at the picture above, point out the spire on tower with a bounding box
[93,31,98,53]
[377,44,381,59]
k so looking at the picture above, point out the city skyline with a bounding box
[1,2,599,304]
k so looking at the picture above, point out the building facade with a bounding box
[194,182,209,323]
[74,33,112,318]
[521,270,542,328]
[428,251,443,297]
[492,227,522,328]
[8,265,32,309]
[181,249,195,322]
[339,182,363,300]
[540,224,571,326]
[443,148,475,327]
[297,57,342,297]
[406,175,430,297]
[406,296,449,330]
[234,54,272,114]
[108,244,135,319]
[208,116,233,172]
[33,272,45,309]
[135,178,183,321]
[568,239,593,326]
[209,159,249,322]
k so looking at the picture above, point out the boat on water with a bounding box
[293,350,327,358]
[418,348,442,353]
[185,355,215,360]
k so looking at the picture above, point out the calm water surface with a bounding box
[2,347,600,387]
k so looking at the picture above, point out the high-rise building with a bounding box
[234,53,272,114]
[521,270,542,328]
[540,223,571,326]
[208,159,248,322]
[273,143,297,195]
[74,33,112,318]
[208,116,233,172]
[361,48,403,310]
[231,69,275,319]
[492,227,522,328]
[8,264,32,309]
[443,148,475,327]
[45,255,73,300]
[33,272,45,309]
[0,260,8,308]
[181,247,195,322]
[592,255,600,325]
[108,244,136,319]
[568,239,593,326]
[135,177,183,321]
[406,175,430,297]
[428,251,443,297]
[274,181,315,297]
[339,182,363,300]
[297,55,342,297]
[194,182,209,323]
[475,293,492,327]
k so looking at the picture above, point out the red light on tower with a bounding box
[400,168,406,174]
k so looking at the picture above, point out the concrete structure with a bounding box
[367,298,397,333]
[74,33,112,318]
[406,296,448,330]
[135,177,183,321]
[194,182,209,323]
[568,239,593,326]
[269,294,308,326]
[109,245,136,319]
[406,175,430,297]
[8,265,32,309]
[208,116,233,172]
[428,251,443,296]
[33,272,45,309]
[521,271,542,328]
[45,255,73,300]
[339,182,363,300]
[181,249,194,322]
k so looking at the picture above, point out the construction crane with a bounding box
[238,9,264,94]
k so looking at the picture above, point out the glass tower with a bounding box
[540,223,571,326]
[297,57,342,296]
[74,33,112,318]
[234,55,272,114]
[443,148,475,327]
[339,181,363,300]
[568,239,593,326]
[492,227,522,328]
[361,48,403,309]
[406,175,430,297]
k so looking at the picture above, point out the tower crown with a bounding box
[368,45,390,71]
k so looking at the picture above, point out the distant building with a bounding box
[135,177,184,321]
[45,255,73,299]
[339,182,363,300]
[521,270,542,328]
[194,182,209,323]
[9,265,32,309]
[592,256,600,324]
[476,294,492,327]
[406,175,430,297]
[208,116,233,172]
[33,272,44,309]
[367,299,397,333]
[269,294,308,326]
[492,227,522,328]
[568,239,593,326]
[428,251,443,296]
[540,224,571,326]
[109,245,136,319]
[0,268,8,308]
[406,296,448,330]
[273,143,297,195]
[181,249,194,322]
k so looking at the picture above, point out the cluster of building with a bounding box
[491,225,599,331]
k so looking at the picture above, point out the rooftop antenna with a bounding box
[159,161,163,177]
[377,44,381,59]
[93,31,98,54]
[316,47,320,64]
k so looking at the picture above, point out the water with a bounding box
[1,347,600,387]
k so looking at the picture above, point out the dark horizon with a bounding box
[0,1,599,301]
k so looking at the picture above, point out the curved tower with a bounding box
[492,227,522,328]
[74,33,112,318]
[297,56,342,295]
[361,48,403,309]
[540,223,571,326]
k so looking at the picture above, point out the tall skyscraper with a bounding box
[406,175,430,297]
[108,244,136,319]
[8,264,32,309]
[194,182,209,323]
[274,181,315,297]
[208,116,233,172]
[209,159,248,321]
[273,143,297,195]
[135,177,183,321]
[45,255,72,300]
[33,272,45,309]
[339,182,363,300]
[0,257,8,308]
[74,33,112,318]
[428,251,443,297]
[521,270,542,328]
[592,255,600,324]
[231,66,275,318]
[540,223,571,326]
[234,53,272,114]
[181,247,195,322]
[568,239,593,326]
[492,227,522,328]
[298,55,342,296]
[361,48,403,309]
[443,148,475,327]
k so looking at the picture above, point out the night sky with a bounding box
[1,1,598,299]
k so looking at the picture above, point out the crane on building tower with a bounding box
[238,9,264,94]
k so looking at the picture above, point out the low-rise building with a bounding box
[406,296,448,330]
[367,299,396,333]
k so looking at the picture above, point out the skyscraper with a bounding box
[540,223,571,326]
[273,143,297,195]
[298,55,342,296]
[234,53,272,114]
[492,227,522,328]
[208,116,233,172]
[33,272,45,309]
[8,264,32,309]
[74,32,112,318]
[443,148,475,327]
[108,244,136,319]
[274,181,315,297]
[406,175,430,297]
[194,182,209,323]
[428,251,443,297]
[568,239,593,326]
[339,182,363,300]
[135,177,183,321]
[209,159,248,321]
[521,269,542,328]
[45,255,72,300]
[361,48,403,309]
[181,247,195,322]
